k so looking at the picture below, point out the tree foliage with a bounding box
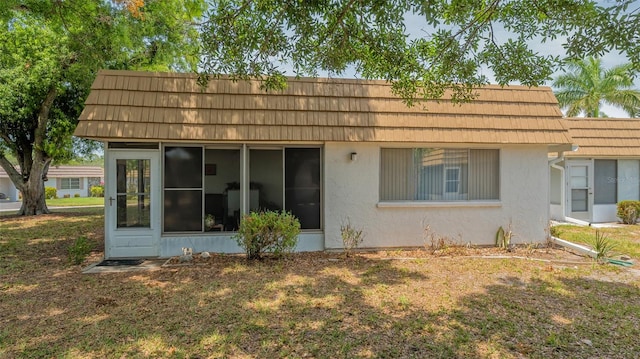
[0,0,204,215]
[553,57,640,117]
[199,0,640,105]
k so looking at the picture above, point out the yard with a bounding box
[1,209,640,358]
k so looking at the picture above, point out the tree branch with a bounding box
[0,155,23,191]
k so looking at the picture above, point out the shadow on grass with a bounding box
[2,247,640,358]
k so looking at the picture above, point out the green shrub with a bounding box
[617,200,640,224]
[68,236,92,265]
[90,185,104,197]
[73,193,81,198]
[234,210,300,260]
[45,187,57,200]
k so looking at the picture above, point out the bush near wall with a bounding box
[45,187,57,200]
[234,210,301,260]
[90,185,104,197]
[617,200,640,224]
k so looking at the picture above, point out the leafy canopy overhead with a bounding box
[0,0,205,215]
[199,0,640,104]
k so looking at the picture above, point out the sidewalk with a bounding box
[0,201,103,213]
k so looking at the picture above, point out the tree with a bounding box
[199,0,640,105]
[553,57,640,117]
[0,0,204,215]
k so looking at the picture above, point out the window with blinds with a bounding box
[380,148,500,201]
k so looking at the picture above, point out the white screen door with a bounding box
[568,162,593,221]
[106,151,160,258]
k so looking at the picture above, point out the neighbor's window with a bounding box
[594,159,617,205]
[60,178,81,190]
[380,148,499,201]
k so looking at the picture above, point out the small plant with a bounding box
[495,225,513,250]
[234,210,300,260]
[73,193,81,198]
[68,236,92,265]
[617,200,640,224]
[549,225,563,238]
[45,187,57,200]
[341,218,365,257]
[90,185,104,197]
[589,230,617,263]
[423,224,466,256]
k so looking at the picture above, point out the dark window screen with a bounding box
[164,147,202,188]
[164,190,203,232]
[285,148,321,229]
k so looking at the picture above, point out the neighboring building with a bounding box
[0,166,104,201]
[550,118,640,223]
[74,70,572,258]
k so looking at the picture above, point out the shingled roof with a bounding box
[0,166,103,178]
[564,118,640,157]
[75,70,572,145]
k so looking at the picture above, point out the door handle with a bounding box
[109,196,115,206]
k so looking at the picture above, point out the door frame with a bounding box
[566,160,593,222]
[105,149,160,258]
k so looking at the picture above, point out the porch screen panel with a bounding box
[380,149,416,200]
[164,146,203,232]
[285,148,321,229]
[468,149,499,200]
[594,159,617,204]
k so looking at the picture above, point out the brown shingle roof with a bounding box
[564,118,640,157]
[0,166,103,178]
[75,70,571,145]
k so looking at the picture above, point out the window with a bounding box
[60,178,81,190]
[444,167,461,194]
[594,159,617,204]
[116,159,151,228]
[380,148,499,201]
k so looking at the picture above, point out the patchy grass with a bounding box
[1,210,640,358]
[553,224,640,259]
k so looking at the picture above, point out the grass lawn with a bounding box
[1,209,640,358]
[45,196,104,207]
[552,224,640,259]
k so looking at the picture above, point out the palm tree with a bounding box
[553,57,640,117]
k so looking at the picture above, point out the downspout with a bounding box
[549,151,566,220]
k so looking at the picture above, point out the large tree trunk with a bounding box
[17,159,51,216]
[0,85,57,216]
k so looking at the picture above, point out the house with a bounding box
[550,118,640,223]
[74,70,572,258]
[0,165,103,201]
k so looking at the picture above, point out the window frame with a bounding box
[444,166,461,195]
[378,147,501,206]
[60,177,81,190]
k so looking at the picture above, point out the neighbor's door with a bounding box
[567,161,593,221]
[106,151,160,258]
